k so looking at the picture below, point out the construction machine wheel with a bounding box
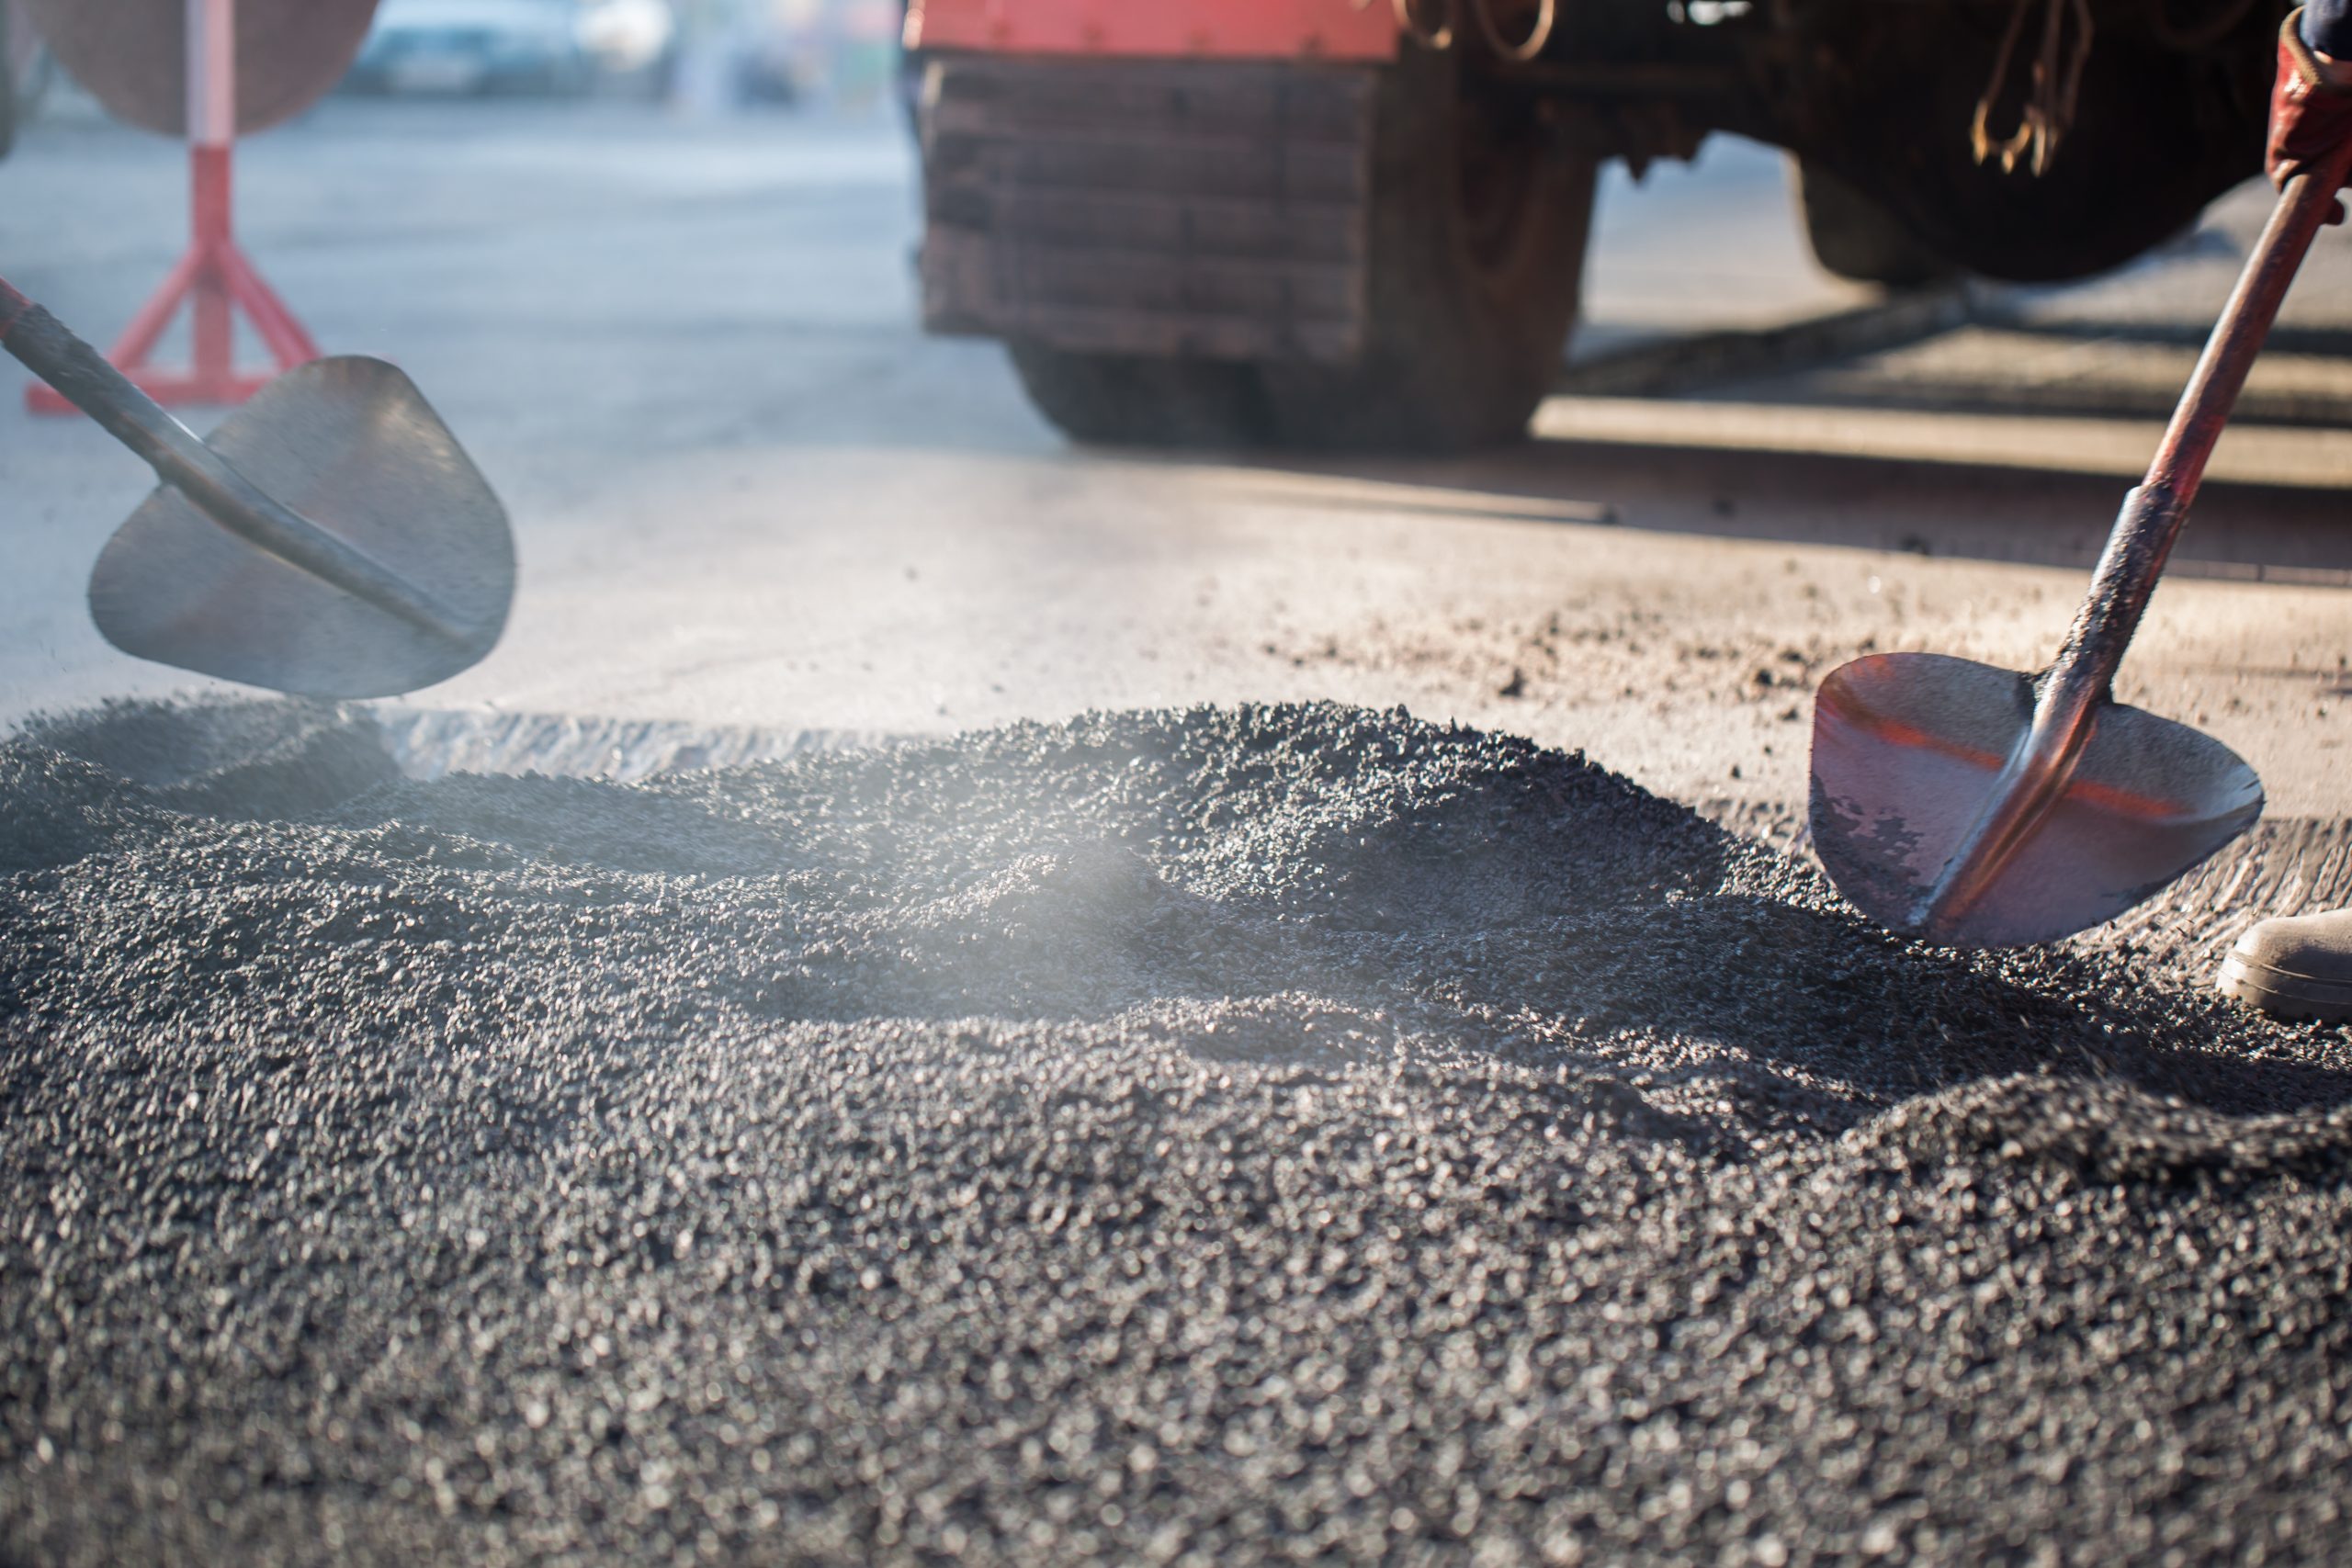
[1254,49,1598,451]
[996,50,1597,454]
[1792,157,1958,290]
[1006,349,1265,448]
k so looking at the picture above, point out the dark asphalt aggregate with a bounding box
[4,698,2351,1566]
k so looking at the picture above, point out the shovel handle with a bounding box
[2050,144,2352,700]
[1913,150,2349,934]
[0,275,473,649]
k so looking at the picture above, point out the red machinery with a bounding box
[905,0,2283,453]
[909,0,1396,60]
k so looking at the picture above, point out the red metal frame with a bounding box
[28,0,318,413]
[905,0,1398,61]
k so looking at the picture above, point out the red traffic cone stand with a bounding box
[28,0,319,412]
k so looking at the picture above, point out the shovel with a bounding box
[2,274,513,699]
[1808,152,2352,949]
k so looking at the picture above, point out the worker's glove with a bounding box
[2270,6,2352,216]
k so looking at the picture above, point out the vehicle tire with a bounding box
[1256,48,1598,452]
[1002,49,1597,455]
[1792,157,1958,289]
[1006,348,1267,448]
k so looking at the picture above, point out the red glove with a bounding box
[2270,6,2352,202]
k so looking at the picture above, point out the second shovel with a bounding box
[1805,150,2352,948]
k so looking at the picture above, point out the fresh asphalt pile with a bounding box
[5,698,2351,1566]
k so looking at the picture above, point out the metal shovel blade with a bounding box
[87,355,514,700]
[1809,652,2262,948]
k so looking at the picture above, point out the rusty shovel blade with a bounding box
[1803,156,2352,950]
[1810,652,2262,948]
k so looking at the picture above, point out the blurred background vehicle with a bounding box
[574,0,677,96]
[0,0,899,132]
[727,7,817,106]
[343,0,592,96]
[722,0,899,109]
[335,0,907,106]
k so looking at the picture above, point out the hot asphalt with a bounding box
[5,698,2351,1564]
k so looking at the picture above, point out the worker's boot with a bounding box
[2217,908,2352,1022]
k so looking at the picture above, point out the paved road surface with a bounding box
[5,97,2347,814]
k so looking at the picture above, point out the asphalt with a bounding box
[6,697,2352,1565]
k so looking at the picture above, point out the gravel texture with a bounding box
[5,698,2351,1567]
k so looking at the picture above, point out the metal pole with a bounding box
[190,0,235,148]
[187,0,233,379]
